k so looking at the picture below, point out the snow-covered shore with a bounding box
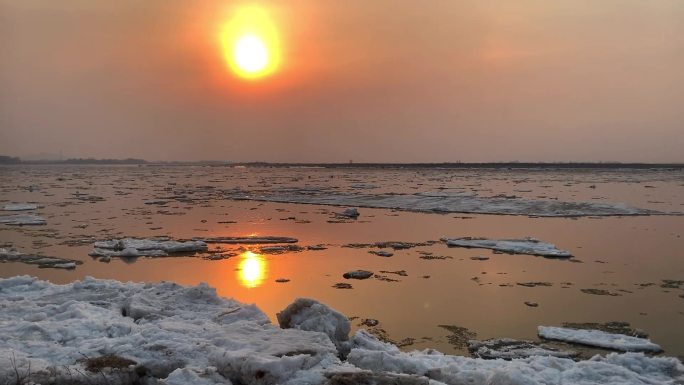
[1,277,682,385]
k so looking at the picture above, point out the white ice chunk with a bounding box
[90,238,208,258]
[351,329,401,353]
[0,214,46,225]
[337,208,360,218]
[162,368,230,385]
[538,326,663,352]
[2,203,38,211]
[443,236,572,257]
[0,248,81,269]
[51,262,77,269]
[277,298,351,356]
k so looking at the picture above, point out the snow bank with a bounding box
[90,237,208,258]
[0,214,46,225]
[0,248,81,269]
[2,203,38,211]
[443,237,572,258]
[226,188,658,217]
[1,277,681,385]
[538,326,663,352]
[0,277,344,385]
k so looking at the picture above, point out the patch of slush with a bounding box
[0,214,46,225]
[227,189,659,217]
[538,326,663,352]
[1,277,683,385]
[443,237,572,258]
[2,203,38,211]
[89,237,208,258]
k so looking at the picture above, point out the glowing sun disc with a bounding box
[220,5,280,80]
[234,34,268,73]
[238,251,266,288]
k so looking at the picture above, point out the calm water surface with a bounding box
[1,165,683,357]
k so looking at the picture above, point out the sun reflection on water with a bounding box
[238,251,267,288]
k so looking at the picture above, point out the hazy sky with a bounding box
[1,0,683,162]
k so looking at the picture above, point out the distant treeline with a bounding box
[0,156,21,164]
[31,158,147,164]
[1,156,682,169]
[234,162,684,170]
[0,157,147,165]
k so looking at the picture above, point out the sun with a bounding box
[234,34,268,73]
[221,5,280,80]
[238,251,267,288]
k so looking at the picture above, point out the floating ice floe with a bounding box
[344,241,434,250]
[0,277,682,385]
[468,338,577,359]
[194,236,298,244]
[561,321,648,338]
[2,203,38,211]
[538,326,663,352]
[369,250,394,257]
[89,237,208,258]
[0,214,46,225]
[227,189,660,217]
[144,199,169,205]
[336,208,360,218]
[0,248,81,269]
[259,244,305,254]
[443,236,572,258]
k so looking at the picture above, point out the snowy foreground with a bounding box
[1,277,682,385]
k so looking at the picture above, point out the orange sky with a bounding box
[1,0,683,162]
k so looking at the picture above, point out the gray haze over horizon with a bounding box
[1,1,683,163]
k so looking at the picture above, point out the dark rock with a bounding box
[343,270,374,280]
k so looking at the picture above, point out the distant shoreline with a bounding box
[1,159,683,169]
[226,162,684,170]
